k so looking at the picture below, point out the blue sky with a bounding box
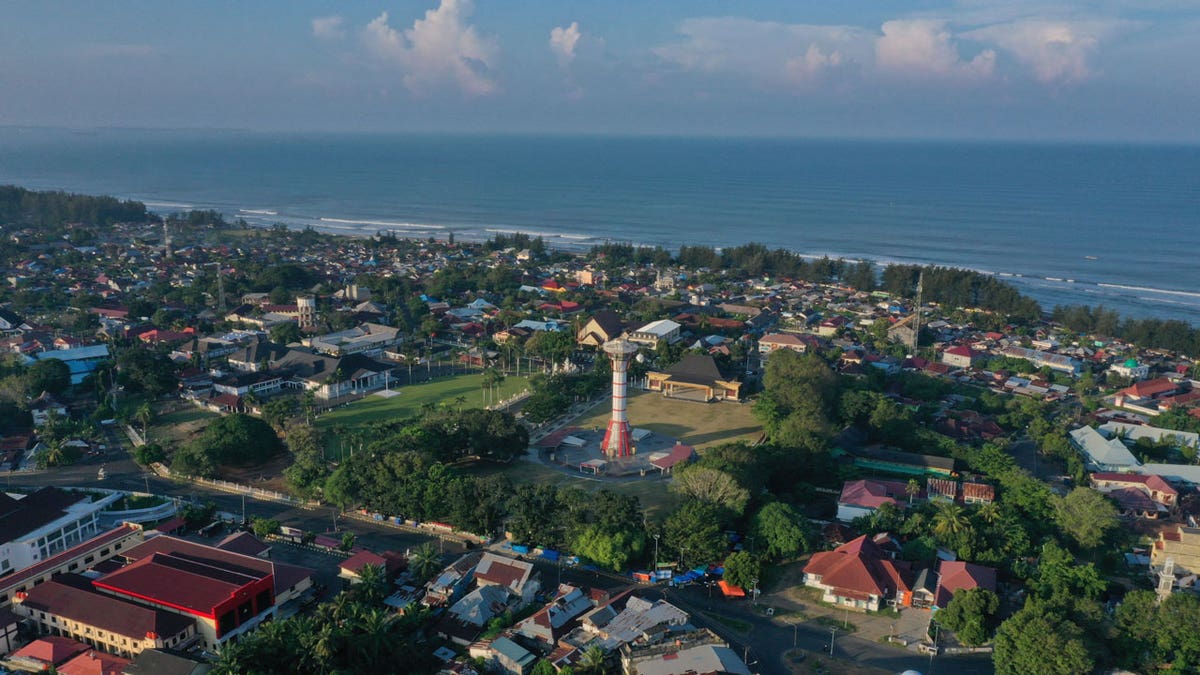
[2,1,1198,140]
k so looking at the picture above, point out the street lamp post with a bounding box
[828,627,836,656]
[653,534,660,572]
[751,577,758,606]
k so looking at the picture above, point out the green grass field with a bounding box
[315,371,532,433]
[576,391,763,451]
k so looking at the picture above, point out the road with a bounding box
[8,427,455,559]
[18,429,995,674]
[650,584,994,675]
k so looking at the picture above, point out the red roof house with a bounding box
[1121,377,1179,401]
[802,536,913,611]
[836,479,911,522]
[933,560,997,609]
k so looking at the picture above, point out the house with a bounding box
[626,319,682,347]
[33,344,110,385]
[1069,426,1141,472]
[926,478,957,502]
[1151,525,1200,575]
[1091,473,1177,519]
[758,333,809,356]
[270,350,394,401]
[961,482,996,505]
[474,553,539,606]
[426,551,484,607]
[577,311,625,348]
[214,531,272,559]
[0,308,30,333]
[13,573,198,657]
[58,649,131,675]
[802,536,913,611]
[925,560,996,610]
[469,636,536,675]
[620,628,752,675]
[647,444,696,475]
[646,354,741,402]
[515,584,594,648]
[941,345,982,369]
[439,585,513,645]
[836,479,910,522]
[338,549,406,583]
[8,636,89,671]
[575,592,689,652]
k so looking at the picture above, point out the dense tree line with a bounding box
[881,264,1041,319]
[1053,303,1200,355]
[0,185,147,227]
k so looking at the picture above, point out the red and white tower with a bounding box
[602,338,639,458]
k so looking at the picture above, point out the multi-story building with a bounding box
[14,573,198,657]
[92,536,313,650]
[0,524,145,607]
[0,488,122,574]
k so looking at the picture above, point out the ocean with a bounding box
[1,127,1197,324]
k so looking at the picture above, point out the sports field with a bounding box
[315,372,532,430]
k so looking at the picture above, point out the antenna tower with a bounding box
[911,270,924,354]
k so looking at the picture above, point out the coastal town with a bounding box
[3,188,1200,675]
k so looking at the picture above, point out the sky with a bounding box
[1,0,1198,141]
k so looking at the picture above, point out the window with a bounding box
[84,556,95,564]
[68,563,78,571]
[100,548,110,556]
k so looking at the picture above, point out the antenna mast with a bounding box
[911,270,924,354]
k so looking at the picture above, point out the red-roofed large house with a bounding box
[514,584,594,648]
[57,649,131,675]
[339,549,407,583]
[836,479,911,523]
[802,536,913,611]
[1119,377,1181,403]
[941,345,982,369]
[1092,472,1177,519]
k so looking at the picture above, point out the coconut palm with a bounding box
[905,478,921,506]
[353,562,389,605]
[976,501,1001,525]
[579,645,607,674]
[932,502,969,540]
[409,543,442,582]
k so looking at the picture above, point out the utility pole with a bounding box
[653,534,660,572]
[829,627,837,656]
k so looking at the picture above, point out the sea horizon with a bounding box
[2,128,1197,324]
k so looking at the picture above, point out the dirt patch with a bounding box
[215,453,293,494]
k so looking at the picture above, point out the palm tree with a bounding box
[135,402,153,439]
[905,478,921,506]
[454,395,467,411]
[579,645,607,674]
[932,502,969,540]
[976,501,1001,525]
[409,543,442,582]
[354,563,389,605]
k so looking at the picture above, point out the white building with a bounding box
[627,320,682,347]
[1099,421,1200,451]
[0,488,119,576]
[304,322,402,357]
[1069,426,1141,472]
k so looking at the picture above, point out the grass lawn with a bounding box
[147,405,221,445]
[315,373,532,455]
[575,391,763,452]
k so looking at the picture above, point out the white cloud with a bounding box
[362,0,499,97]
[964,19,1125,84]
[550,22,581,67]
[312,15,346,41]
[876,19,995,80]
[655,17,869,88]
